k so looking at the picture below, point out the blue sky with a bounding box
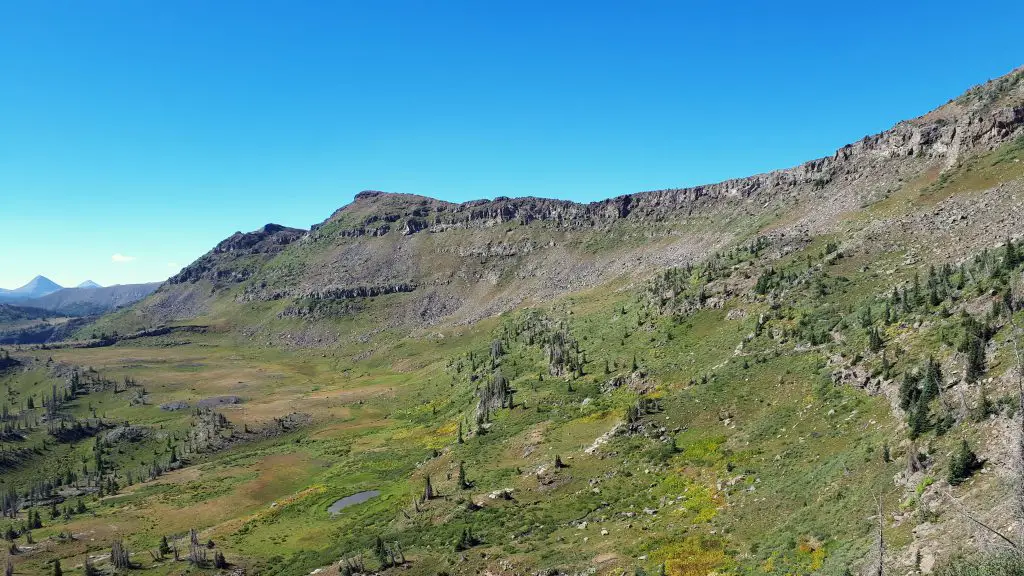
[1,1,1022,289]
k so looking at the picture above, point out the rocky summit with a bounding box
[3,67,1024,576]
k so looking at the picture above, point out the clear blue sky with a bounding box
[1,1,1022,289]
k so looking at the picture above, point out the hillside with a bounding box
[105,68,1024,338]
[0,67,1023,576]
[22,282,161,316]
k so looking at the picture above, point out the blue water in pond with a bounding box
[328,490,380,515]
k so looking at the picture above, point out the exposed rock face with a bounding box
[213,224,307,255]
[104,425,151,444]
[196,395,243,409]
[322,70,1024,238]
[127,68,1024,333]
[306,284,416,300]
[170,224,306,285]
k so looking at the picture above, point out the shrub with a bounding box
[935,552,1024,576]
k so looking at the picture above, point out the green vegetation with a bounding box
[0,72,1023,575]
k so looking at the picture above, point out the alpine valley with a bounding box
[3,68,1024,576]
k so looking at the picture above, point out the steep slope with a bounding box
[108,67,1024,340]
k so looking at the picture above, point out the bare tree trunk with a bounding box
[876,496,885,576]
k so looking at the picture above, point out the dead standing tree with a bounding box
[875,496,885,576]
[110,538,131,571]
[188,528,207,566]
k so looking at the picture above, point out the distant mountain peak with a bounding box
[77,280,102,289]
[17,275,62,293]
[0,275,63,302]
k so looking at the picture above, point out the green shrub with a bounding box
[935,552,1024,576]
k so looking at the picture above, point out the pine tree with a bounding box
[458,461,470,490]
[973,384,993,422]
[159,535,171,558]
[1006,237,1019,270]
[868,327,883,352]
[908,401,929,439]
[51,559,62,576]
[423,475,433,501]
[457,421,464,444]
[898,371,920,411]
[860,306,873,328]
[966,335,986,383]
[454,527,477,551]
[922,357,941,403]
[948,439,979,486]
[374,536,391,568]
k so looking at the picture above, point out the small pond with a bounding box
[328,490,381,515]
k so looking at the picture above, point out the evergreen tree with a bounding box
[899,371,920,411]
[973,384,993,422]
[966,335,986,383]
[1005,236,1018,270]
[908,401,930,439]
[922,357,941,403]
[867,327,883,352]
[948,439,979,486]
[374,536,391,568]
[458,461,470,490]
[860,306,873,328]
[52,559,62,576]
[159,535,171,558]
[454,527,477,551]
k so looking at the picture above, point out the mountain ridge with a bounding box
[106,66,1024,337]
[320,66,1024,233]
